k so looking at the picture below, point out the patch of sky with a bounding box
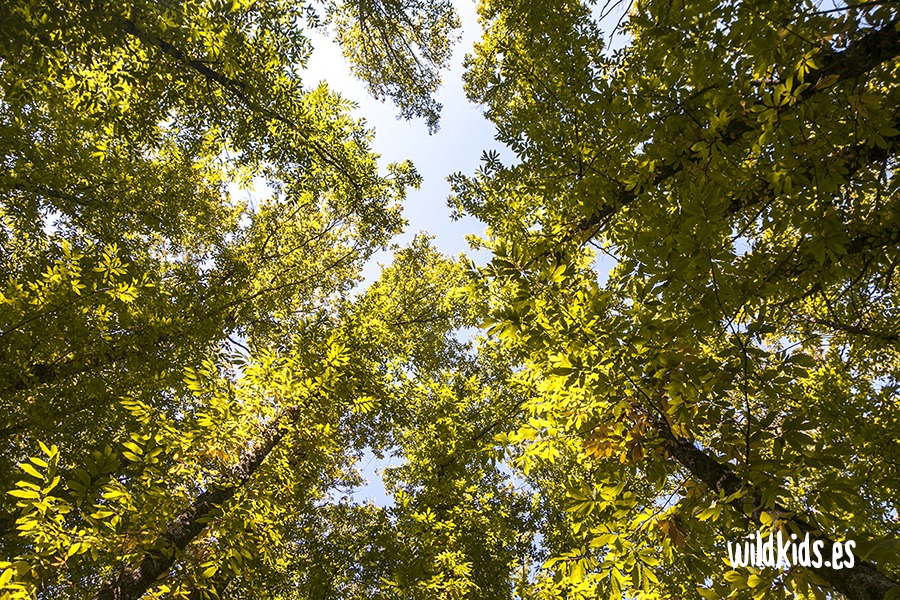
[732,234,753,257]
[589,0,634,56]
[455,324,482,345]
[41,208,64,236]
[345,447,403,508]
[591,245,619,286]
[226,175,275,218]
[871,374,897,394]
[302,0,516,290]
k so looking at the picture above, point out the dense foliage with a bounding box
[453,0,900,599]
[0,0,530,597]
[2,0,899,599]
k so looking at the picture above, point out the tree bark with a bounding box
[94,406,300,600]
[661,431,900,600]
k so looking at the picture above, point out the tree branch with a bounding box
[658,427,900,600]
[94,405,302,600]
[568,19,900,242]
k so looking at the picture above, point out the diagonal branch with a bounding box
[114,16,246,95]
[98,10,364,193]
[659,426,899,600]
[567,19,900,242]
[94,405,303,600]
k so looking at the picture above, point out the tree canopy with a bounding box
[2,0,900,599]
[452,0,900,598]
[0,0,506,597]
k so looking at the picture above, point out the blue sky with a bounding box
[304,0,507,285]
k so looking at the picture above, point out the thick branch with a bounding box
[570,19,900,240]
[815,17,900,80]
[114,16,246,95]
[99,10,363,192]
[94,406,301,600]
[810,317,899,343]
[661,431,899,600]
[4,332,176,394]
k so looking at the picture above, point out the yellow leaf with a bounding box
[8,489,40,499]
[200,565,217,579]
[19,463,43,479]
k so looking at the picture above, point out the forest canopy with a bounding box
[1,1,899,599]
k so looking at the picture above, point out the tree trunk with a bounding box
[94,406,300,600]
[662,431,899,600]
